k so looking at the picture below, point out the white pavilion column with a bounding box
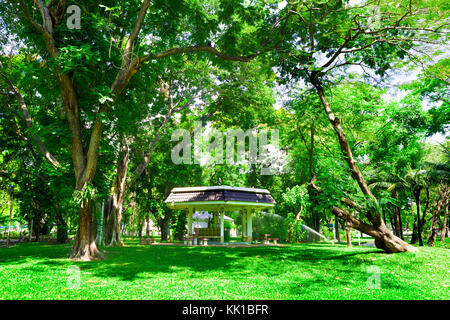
[241,210,247,241]
[187,207,193,236]
[220,211,224,243]
[246,208,252,242]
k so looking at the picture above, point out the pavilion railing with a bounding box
[196,227,220,237]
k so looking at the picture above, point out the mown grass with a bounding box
[0,240,449,300]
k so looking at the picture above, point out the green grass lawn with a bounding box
[0,240,449,300]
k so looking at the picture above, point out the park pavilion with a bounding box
[164,186,276,243]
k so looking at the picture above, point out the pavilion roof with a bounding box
[164,186,276,210]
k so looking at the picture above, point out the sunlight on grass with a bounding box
[0,241,449,300]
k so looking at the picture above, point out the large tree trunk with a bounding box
[70,201,102,261]
[18,0,152,261]
[158,216,171,242]
[311,77,416,253]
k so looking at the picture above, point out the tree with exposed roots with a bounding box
[271,0,447,252]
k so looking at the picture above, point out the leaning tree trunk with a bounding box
[332,207,414,252]
[311,76,416,253]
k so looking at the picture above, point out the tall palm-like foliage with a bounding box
[369,174,405,240]
[401,168,429,246]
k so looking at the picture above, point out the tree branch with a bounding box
[141,45,262,63]
[18,0,45,32]
[124,0,151,61]
[133,78,205,177]
[0,70,62,169]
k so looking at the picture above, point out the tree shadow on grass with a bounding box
[73,246,244,281]
[0,242,426,286]
[55,245,383,282]
[0,242,71,265]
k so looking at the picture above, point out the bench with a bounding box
[184,236,194,245]
[269,238,279,245]
[198,235,221,245]
[185,228,222,245]
[254,236,266,244]
[140,238,155,245]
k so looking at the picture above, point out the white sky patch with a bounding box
[278,1,288,10]
[425,132,448,145]
[348,0,364,5]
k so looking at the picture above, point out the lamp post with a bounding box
[7,184,14,248]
